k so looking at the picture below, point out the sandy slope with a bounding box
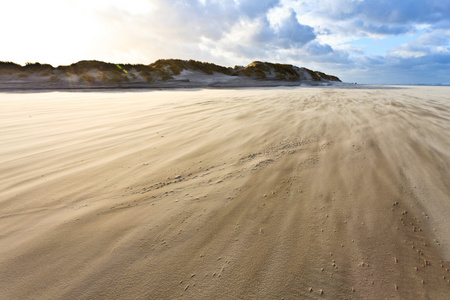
[0,86,449,299]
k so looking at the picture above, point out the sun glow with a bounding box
[103,0,155,15]
[0,0,153,66]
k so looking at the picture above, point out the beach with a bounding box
[1,86,449,299]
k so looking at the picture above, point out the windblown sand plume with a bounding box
[0,86,449,299]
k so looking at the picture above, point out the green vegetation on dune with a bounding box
[150,59,233,76]
[24,62,53,73]
[313,71,341,82]
[0,62,55,77]
[0,62,24,75]
[57,60,120,74]
[272,63,301,80]
[233,61,268,79]
[0,61,22,72]
[233,61,315,81]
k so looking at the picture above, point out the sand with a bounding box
[0,86,449,299]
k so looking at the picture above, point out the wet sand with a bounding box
[1,86,449,299]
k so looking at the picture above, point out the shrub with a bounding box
[57,60,121,76]
[303,68,322,81]
[24,62,53,73]
[233,62,271,79]
[150,59,185,75]
[187,59,232,75]
[273,63,300,81]
[311,71,341,82]
[150,59,232,76]
[0,61,22,73]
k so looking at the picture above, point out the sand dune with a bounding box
[1,86,449,299]
[0,60,341,90]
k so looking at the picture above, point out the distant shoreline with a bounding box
[0,83,414,93]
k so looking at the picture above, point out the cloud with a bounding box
[272,9,316,46]
[88,0,320,65]
[267,0,450,83]
[304,41,333,55]
[388,27,450,58]
[237,0,281,18]
[135,0,282,42]
[287,0,450,37]
[332,42,450,84]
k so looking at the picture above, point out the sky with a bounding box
[1,0,449,84]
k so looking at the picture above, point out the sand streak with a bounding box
[1,86,449,299]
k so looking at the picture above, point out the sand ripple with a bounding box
[1,86,449,299]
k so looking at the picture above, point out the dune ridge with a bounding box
[0,59,341,90]
[0,86,449,299]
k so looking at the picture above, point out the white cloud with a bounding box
[83,0,320,65]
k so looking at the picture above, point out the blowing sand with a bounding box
[1,86,449,299]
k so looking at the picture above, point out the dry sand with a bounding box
[1,86,449,299]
